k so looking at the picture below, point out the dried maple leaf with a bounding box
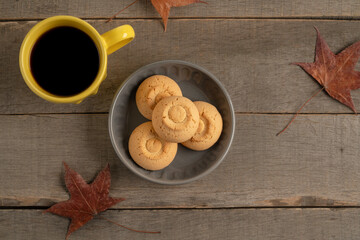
[108,0,207,31]
[151,0,207,31]
[295,27,360,112]
[45,163,124,239]
[278,27,360,135]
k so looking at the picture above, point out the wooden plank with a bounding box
[1,0,360,19]
[1,113,360,208]
[1,208,360,239]
[3,20,360,114]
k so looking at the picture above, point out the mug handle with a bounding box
[101,25,135,55]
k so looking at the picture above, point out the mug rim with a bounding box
[19,15,107,103]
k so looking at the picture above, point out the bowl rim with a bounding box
[108,60,235,185]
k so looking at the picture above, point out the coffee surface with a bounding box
[30,27,99,96]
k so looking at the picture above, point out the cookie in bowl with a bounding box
[136,75,182,120]
[152,96,199,143]
[182,101,223,151]
[129,122,178,170]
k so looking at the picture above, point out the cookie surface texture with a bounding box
[136,75,182,120]
[182,101,223,151]
[152,96,200,143]
[129,122,178,170]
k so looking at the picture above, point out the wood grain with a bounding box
[1,114,360,208]
[3,0,360,238]
[2,0,360,19]
[3,20,360,114]
[1,208,360,239]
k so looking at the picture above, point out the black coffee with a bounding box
[30,27,99,96]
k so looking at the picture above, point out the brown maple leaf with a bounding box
[151,0,207,31]
[294,27,360,112]
[107,0,207,31]
[45,162,124,239]
[277,27,360,135]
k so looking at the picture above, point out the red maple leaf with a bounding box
[45,162,124,239]
[278,27,360,135]
[108,0,207,31]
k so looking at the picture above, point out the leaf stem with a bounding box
[106,0,139,23]
[276,87,325,136]
[98,215,161,234]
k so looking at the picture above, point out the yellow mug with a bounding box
[19,15,135,103]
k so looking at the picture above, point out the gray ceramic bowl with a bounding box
[109,60,235,184]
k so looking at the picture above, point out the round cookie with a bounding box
[129,122,178,171]
[136,75,182,120]
[152,96,200,143]
[182,101,223,151]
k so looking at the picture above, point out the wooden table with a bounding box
[2,1,360,239]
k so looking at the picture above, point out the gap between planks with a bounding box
[2,17,360,22]
[2,206,360,211]
[0,112,358,116]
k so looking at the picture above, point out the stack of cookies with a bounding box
[129,75,223,171]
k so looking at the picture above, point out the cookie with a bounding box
[152,96,200,143]
[129,122,178,171]
[182,101,223,151]
[136,75,182,120]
